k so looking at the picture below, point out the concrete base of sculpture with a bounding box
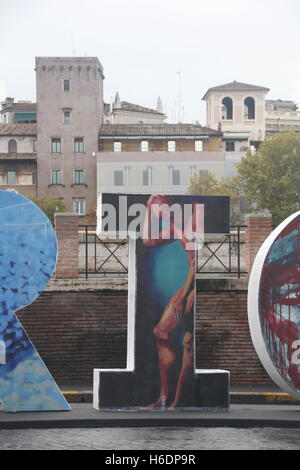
[94,369,230,411]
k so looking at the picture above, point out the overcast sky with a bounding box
[1,0,300,124]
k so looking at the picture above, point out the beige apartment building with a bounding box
[97,151,226,197]
[265,99,300,134]
[0,123,37,198]
[0,98,37,124]
[97,123,224,197]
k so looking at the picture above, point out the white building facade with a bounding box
[97,151,227,197]
[202,81,270,152]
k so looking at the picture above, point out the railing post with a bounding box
[85,225,88,280]
[237,226,241,278]
[54,212,79,279]
[245,212,273,275]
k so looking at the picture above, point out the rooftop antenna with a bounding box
[177,71,183,123]
[71,33,76,56]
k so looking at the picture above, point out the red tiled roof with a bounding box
[99,123,222,137]
[0,123,37,136]
[120,101,165,115]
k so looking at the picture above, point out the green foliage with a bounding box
[188,172,246,224]
[237,131,300,226]
[30,197,66,225]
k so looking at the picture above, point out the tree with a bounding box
[30,197,66,225]
[237,131,300,226]
[188,172,245,224]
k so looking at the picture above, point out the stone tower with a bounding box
[35,57,104,216]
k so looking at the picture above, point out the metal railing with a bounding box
[196,225,246,278]
[79,225,247,279]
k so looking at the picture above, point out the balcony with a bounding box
[0,184,37,198]
[0,153,37,161]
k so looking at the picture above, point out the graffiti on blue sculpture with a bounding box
[0,191,70,412]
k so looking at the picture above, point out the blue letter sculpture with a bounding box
[0,191,70,412]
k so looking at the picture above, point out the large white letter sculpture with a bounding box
[94,193,230,411]
[248,211,300,400]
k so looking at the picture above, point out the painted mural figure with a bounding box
[0,191,70,412]
[141,195,198,409]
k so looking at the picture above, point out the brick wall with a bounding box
[196,283,270,383]
[17,280,271,386]
[245,212,273,274]
[55,212,79,279]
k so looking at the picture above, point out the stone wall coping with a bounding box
[54,212,78,217]
[245,212,272,219]
[45,277,248,292]
[45,278,128,292]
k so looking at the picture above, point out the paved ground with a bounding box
[1,398,300,450]
[1,404,300,429]
[1,426,300,450]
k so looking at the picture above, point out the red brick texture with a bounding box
[245,214,273,274]
[17,287,271,386]
[54,213,79,279]
[196,289,270,383]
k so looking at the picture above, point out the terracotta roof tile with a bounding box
[99,123,221,137]
[0,123,37,136]
[120,101,164,115]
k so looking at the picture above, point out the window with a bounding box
[143,169,149,186]
[141,141,149,152]
[8,139,17,153]
[32,173,37,185]
[113,141,122,152]
[244,97,255,120]
[195,140,203,152]
[63,79,70,92]
[225,141,235,152]
[172,169,180,185]
[33,139,38,153]
[74,169,84,184]
[199,169,209,178]
[7,171,16,185]
[74,137,85,153]
[168,141,176,152]
[51,138,61,153]
[222,97,233,120]
[73,198,86,215]
[51,170,62,185]
[63,110,71,123]
[114,170,124,186]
